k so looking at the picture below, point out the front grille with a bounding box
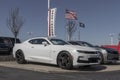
[107,51,118,54]
[89,58,98,63]
[80,51,98,54]
[107,53,119,60]
[112,51,119,54]
[77,57,99,63]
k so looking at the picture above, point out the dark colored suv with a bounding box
[0,37,20,55]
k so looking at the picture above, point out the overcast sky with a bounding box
[0,0,120,45]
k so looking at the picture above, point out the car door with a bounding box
[28,38,52,63]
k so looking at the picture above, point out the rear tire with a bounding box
[57,51,73,70]
[15,50,26,64]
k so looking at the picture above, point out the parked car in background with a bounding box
[13,37,100,69]
[0,37,21,55]
[68,41,119,64]
[102,41,120,55]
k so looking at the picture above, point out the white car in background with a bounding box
[13,37,99,69]
[68,41,119,64]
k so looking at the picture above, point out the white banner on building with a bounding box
[48,8,57,37]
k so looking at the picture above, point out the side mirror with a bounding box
[42,41,48,46]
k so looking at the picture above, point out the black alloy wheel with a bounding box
[15,50,26,64]
[57,52,73,70]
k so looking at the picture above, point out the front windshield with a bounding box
[50,39,69,45]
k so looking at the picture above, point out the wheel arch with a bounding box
[15,49,26,64]
[15,49,24,57]
[99,52,104,64]
[56,50,73,65]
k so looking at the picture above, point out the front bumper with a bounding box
[107,53,119,61]
[73,53,99,66]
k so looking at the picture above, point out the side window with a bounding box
[0,38,4,44]
[3,38,12,46]
[29,39,49,44]
[0,38,4,47]
[29,39,37,44]
[69,42,79,45]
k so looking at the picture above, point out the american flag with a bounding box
[65,10,77,20]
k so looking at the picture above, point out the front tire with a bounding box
[15,50,26,64]
[57,51,73,69]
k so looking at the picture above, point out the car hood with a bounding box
[62,45,98,51]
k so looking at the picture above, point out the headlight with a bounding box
[97,51,102,54]
[101,49,107,54]
[77,50,86,53]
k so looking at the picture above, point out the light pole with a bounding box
[118,33,120,41]
[109,33,114,45]
[27,32,33,36]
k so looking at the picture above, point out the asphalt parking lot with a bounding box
[0,61,120,73]
[0,61,120,80]
[1,66,120,80]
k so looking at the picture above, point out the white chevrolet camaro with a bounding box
[13,37,99,69]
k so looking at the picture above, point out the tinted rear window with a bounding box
[10,38,21,44]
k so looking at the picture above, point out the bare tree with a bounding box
[7,8,24,43]
[66,20,77,41]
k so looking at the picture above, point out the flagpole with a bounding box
[78,26,80,40]
[48,0,50,9]
[48,0,50,37]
